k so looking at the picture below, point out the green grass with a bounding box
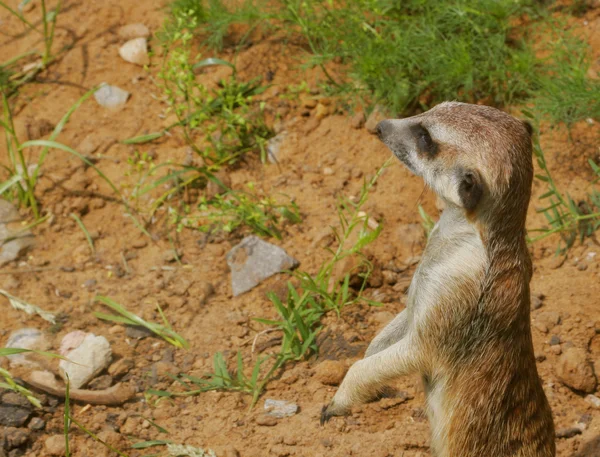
[94,295,189,349]
[167,0,600,127]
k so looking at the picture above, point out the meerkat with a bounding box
[320,102,555,457]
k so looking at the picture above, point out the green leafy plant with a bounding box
[173,182,301,239]
[94,296,189,349]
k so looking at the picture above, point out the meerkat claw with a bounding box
[320,405,332,426]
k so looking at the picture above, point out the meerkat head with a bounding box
[376,102,533,225]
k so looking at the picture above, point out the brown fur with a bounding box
[321,102,555,457]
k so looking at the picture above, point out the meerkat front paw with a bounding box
[320,400,350,425]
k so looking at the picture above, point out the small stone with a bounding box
[3,428,29,450]
[59,331,87,356]
[556,427,582,439]
[125,325,153,340]
[264,399,298,418]
[266,132,288,164]
[585,394,600,409]
[108,358,134,378]
[117,23,150,40]
[88,374,113,390]
[94,84,130,109]
[365,105,387,134]
[132,239,147,249]
[83,278,97,289]
[350,111,365,129]
[555,347,597,393]
[536,311,561,330]
[549,335,561,346]
[548,255,565,269]
[44,435,66,456]
[256,415,278,426]
[535,353,546,362]
[226,236,299,296]
[532,295,543,310]
[162,249,182,263]
[118,38,149,66]
[534,321,548,334]
[0,405,31,427]
[577,262,588,271]
[550,345,562,355]
[314,360,347,386]
[59,333,112,389]
[0,200,35,266]
[5,328,48,367]
[322,167,334,176]
[27,417,45,431]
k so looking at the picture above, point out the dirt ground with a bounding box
[1,1,600,456]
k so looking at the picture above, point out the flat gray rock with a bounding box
[226,236,299,296]
[5,328,47,367]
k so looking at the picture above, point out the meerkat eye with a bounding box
[411,124,438,156]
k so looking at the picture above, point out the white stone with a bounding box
[264,399,298,418]
[117,23,150,40]
[94,84,130,109]
[119,38,149,66]
[5,328,48,367]
[59,333,112,388]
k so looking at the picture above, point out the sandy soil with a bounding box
[1,1,600,456]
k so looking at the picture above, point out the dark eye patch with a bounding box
[410,124,438,157]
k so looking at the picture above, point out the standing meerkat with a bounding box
[320,102,555,457]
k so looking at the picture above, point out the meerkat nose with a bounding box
[375,120,391,141]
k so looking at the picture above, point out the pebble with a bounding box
[132,239,147,249]
[315,103,331,119]
[83,278,97,288]
[226,236,299,296]
[27,417,45,431]
[365,105,387,134]
[577,262,588,271]
[555,347,597,393]
[94,84,130,109]
[205,171,231,200]
[550,345,562,355]
[256,415,278,426]
[549,335,561,346]
[59,330,87,355]
[5,328,48,367]
[58,333,112,389]
[108,358,135,378]
[350,111,365,129]
[555,427,582,439]
[3,427,30,450]
[88,374,113,390]
[531,295,543,310]
[117,23,150,40]
[314,360,347,386]
[118,38,149,66]
[585,394,600,409]
[322,167,334,176]
[44,435,66,456]
[264,399,298,418]
[536,311,561,330]
[0,199,35,266]
[0,404,31,427]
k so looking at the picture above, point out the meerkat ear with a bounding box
[458,169,483,212]
[523,120,534,137]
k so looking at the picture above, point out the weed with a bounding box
[418,204,436,239]
[524,113,600,252]
[0,288,56,323]
[149,351,279,407]
[0,0,62,93]
[173,182,301,239]
[94,295,189,349]
[70,213,95,256]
